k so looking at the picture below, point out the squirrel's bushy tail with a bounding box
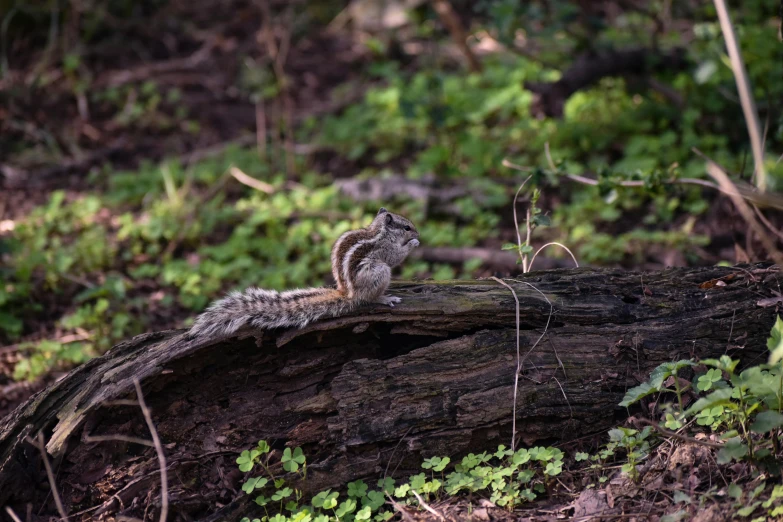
[187,287,350,339]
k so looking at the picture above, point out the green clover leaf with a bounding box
[271,487,293,501]
[347,480,368,498]
[281,447,306,472]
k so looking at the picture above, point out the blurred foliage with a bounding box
[1,0,783,379]
[1,146,502,379]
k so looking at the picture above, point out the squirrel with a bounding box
[186,208,420,339]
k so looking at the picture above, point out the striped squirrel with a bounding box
[187,208,420,339]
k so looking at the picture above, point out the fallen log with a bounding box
[0,264,779,520]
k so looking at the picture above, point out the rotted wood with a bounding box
[0,264,780,520]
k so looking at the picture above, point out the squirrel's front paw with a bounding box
[376,295,402,307]
[407,239,420,248]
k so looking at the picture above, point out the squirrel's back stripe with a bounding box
[347,240,377,282]
[341,235,380,298]
[332,228,375,292]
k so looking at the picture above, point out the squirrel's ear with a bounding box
[377,207,388,215]
[385,213,393,225]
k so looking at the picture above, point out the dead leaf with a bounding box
[605,484,615,508]
[699,273,737,289]
[571,489,609,518]
[643,474,664,491]
[758,296,783,307]
[668,444,711,470]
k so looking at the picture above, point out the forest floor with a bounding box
[1,1,782,520]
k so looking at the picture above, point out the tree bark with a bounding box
[0,264,779,521]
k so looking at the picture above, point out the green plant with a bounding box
[607,426,653,481]
[620,360,695,412]
[621,317,783,469]
[236,439,398,522]
[233,440,574,521]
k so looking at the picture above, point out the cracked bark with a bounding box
[0,264,779,520]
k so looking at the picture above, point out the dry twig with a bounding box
[411,490,446,521]
[4,507,22,522]
[490,277,522,452]
[28,432,68,521]
[133,378,168,522]
[713,0,767,191]
[529,242,579,272]
[229,166,274,194]
[511,175,533,272]
[528,144,783,213]
[697,149,783,266]
[99,41,215,88]
[432,0,483,73]
[509,280,554,370]
[639,419,724,449]
[386,494,417,522]
[84,434,155,447]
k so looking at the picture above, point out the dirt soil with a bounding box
[0,0,364,204]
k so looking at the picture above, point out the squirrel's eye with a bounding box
[404,226,411,231]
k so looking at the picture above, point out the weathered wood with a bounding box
[0,265,779,520]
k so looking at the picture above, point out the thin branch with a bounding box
[133,378,168,522]
[553,376,573,418]
[501,158,533,172]
[410,490,445,521]
[28,432,68,521]
[386,494,417,522]
[753,205,783,242]
[490,277,521,452]
[229,166,274,194]
[102,399,141,407]
[639,419,724,448]
[559,170,724,193]
[99,41,215,88]
[84,434,155,447]
[431,0,482,73]
[516,147,783,211]
[509,279,554,370]
[511,175,533,273]
[713,0,767,191]
[697,149,783,266]
[4,507,22,522]
[529,242,579,272]
[383,426,413,482]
